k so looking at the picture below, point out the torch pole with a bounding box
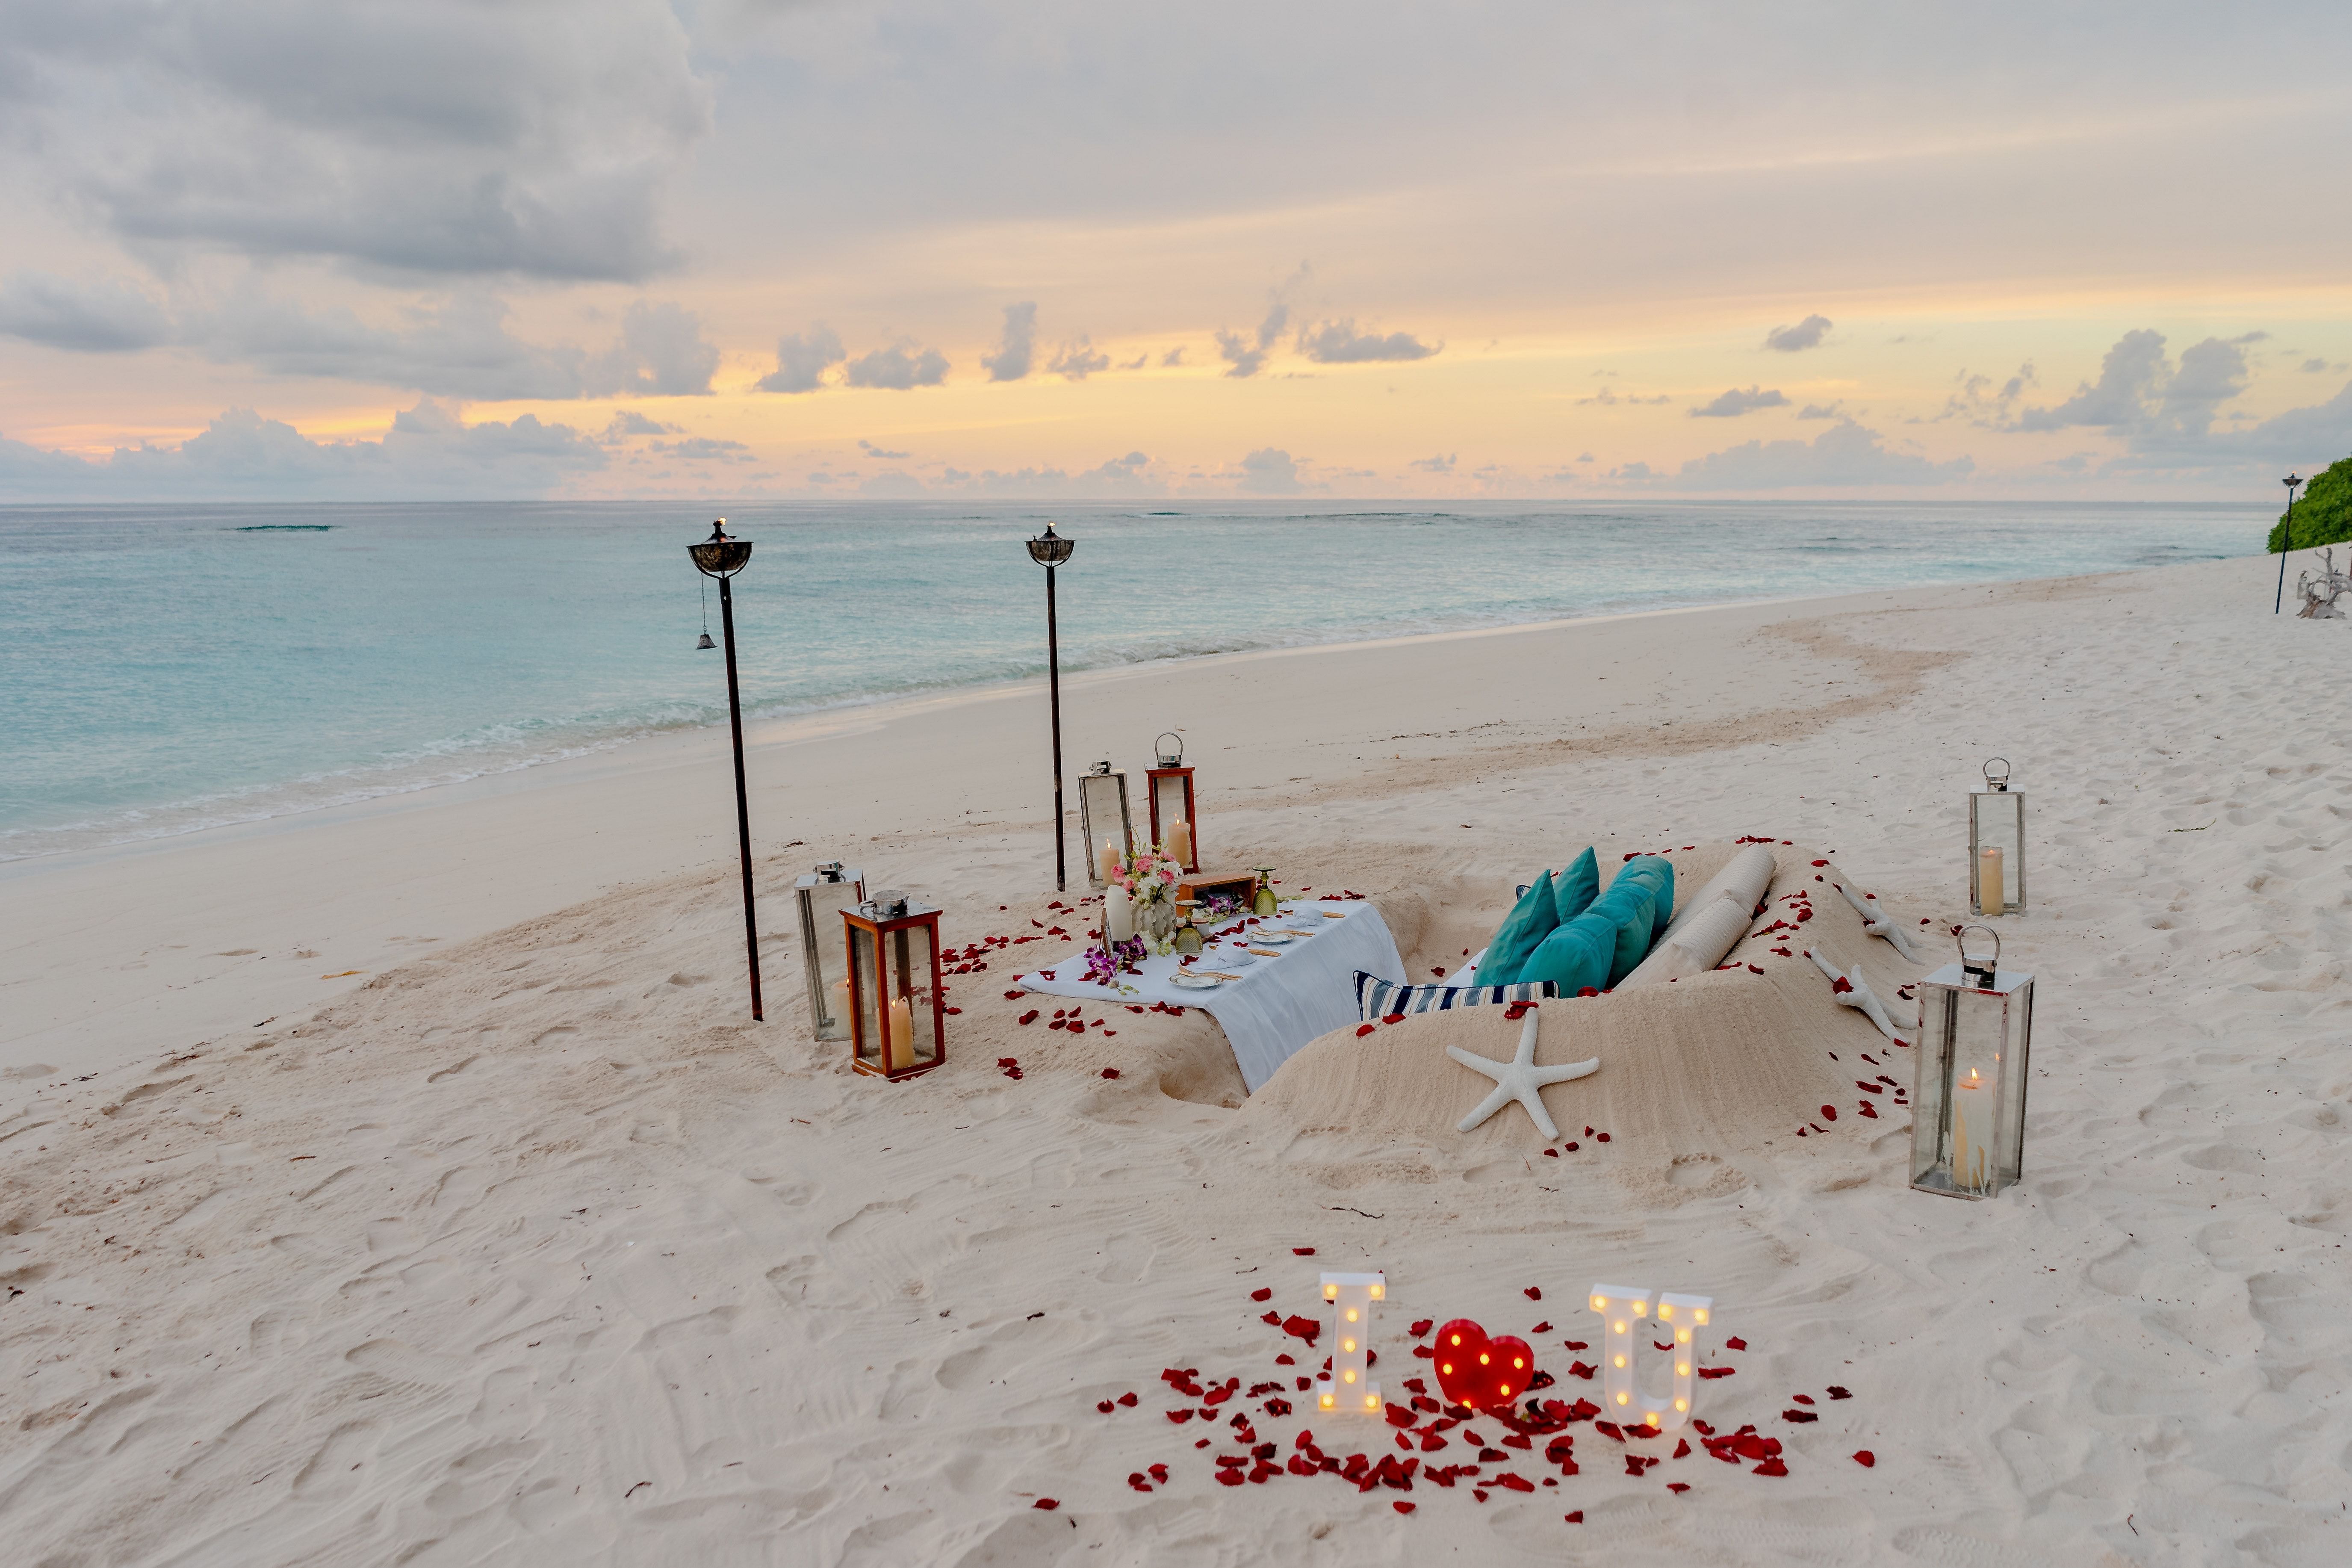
[1047,562,1067,892]
[717,572,764,1020]
[2276,489,2296,614]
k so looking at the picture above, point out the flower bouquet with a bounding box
[1111,844,1187,955]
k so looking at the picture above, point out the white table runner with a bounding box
[1012,900,1406,1093]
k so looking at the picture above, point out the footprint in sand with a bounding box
[290,1420,382,1500]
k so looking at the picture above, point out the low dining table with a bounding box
[1011,899,1407,1093]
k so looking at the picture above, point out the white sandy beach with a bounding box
[4,552,2350,1566]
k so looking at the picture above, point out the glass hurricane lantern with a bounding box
[1910,924,2035,1200]
[1146,732,1199,873]
[844,892,945,1082]
[1968,757,2026,916]
[1077,761,1134,890]
[794,862,866,1041]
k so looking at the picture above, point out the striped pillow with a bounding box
[1355,971,1558,1022]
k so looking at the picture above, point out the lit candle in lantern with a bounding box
[887,995,913,1073]
[1166,821,1192,866]
[1954,1067,1986,1193]
[1978,847,2005,917]
[1104,884,1133,942]
[1098,841,1122,884]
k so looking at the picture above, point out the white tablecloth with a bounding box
[1012,900,1406,1093]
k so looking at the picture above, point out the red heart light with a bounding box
[1431,1320,1540,1411]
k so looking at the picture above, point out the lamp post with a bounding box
[2276,474,2302,614]
[1026,522,1076,891]
[688,520,763,1021]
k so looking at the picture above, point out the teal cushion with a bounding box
[1612,856,1675,945]
[1586,880,1656,987]
[1517,909,1615,994]
[1478,871,1559,986]
[1553,847,1600,923]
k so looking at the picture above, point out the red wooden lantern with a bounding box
[843,893,945,1081]
[1146,732,1199,873]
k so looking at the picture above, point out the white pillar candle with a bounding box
[1979,847,2005,916]
[886,995,913,1073]
[1099,841,1122,883]
[1167,821,1192,865]
[1104,885,1133,942]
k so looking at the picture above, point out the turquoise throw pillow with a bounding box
[1586,879,1656,987]
[1611,855,1675,945]
[1478,871,1559,986]
[1553,846,1600,922]
[1517,909,1615,995]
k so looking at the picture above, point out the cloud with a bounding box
[843,342,949,389]
[1578,386,1673,406]
[1689,386,1790,418]
[858,438,911,459]
[981,301,1037,382]
[1219,269,1307,378]
[581,301,719,396]
[1934,362,2036,424]
[1160,346,1186,367]
[1659,419,1972,489]
[601,410,679,439]
[1119,354,1148,371]
[2007,328,2349,470]
[1410,453,1456,472]
[0,272,172,351]
[1295,320,1440,363]
[1764,314,1833,352]
[5,2,711,281]
[1234,446,1306,493]
[0,400,605,500]
[758,325,846,393]
[2303,357,2337,373]
[1796,402,1843,420]
[648,435,752,463]
[2014,329,2168,431]
[1050,335,1111,379]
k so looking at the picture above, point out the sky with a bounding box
[2,0,2349,502]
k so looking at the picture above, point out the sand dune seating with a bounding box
[1247,842,1927,1154]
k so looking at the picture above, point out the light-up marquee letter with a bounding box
[1315,1271,1385,1415]
[1588,1282,1713,1433]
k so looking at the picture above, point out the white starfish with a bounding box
[1806,948,1905,1042]
[1447,1010,1599,1139]
[1832,876,1921,961]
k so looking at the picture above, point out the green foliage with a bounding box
[2270,457,2352,551]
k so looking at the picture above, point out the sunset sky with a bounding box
[3,0,2348,500]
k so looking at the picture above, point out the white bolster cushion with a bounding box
[1617,893,1756,989]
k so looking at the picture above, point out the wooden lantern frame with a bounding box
[1146,732,1198,873]
[843,897,946,1081]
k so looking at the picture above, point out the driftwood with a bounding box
[2296,547,2350,619]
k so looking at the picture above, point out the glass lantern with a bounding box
[795,862,866,1041]
[1146,732,1199,872]
[1910,925,2034,1199]
[1968,757,2025,916]
[1077,761,1134,890]
[843,893,945,1082]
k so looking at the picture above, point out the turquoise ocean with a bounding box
[0,500,2263,863]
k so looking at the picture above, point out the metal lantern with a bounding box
[1146,732,1199,872]
[844,892,944,1081]
[1910,925,2034,1200]
[1968,757,2025,917]
[795,862,867,1041]
[1077,760,1134,890]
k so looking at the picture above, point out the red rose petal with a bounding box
[1542,1148,1558,1158]
[1821,1104,1838,1121]
[1118,1392,1137,1406]
[1564,1510,1584,1522]
[1293,1247,1316,1255]
[1827,1385,1851,1400]
[1393,1500,1416,1514]
[1753,1457,1788,1476]
[1381,1013,1406,1025]
[1410,1319,1433,1338]
[1725,1337,1747,1351]
[1101,1067,1121,1079]
[1852,1450,1875,1467]
[1251,1287,1272,1302]
[1530,1321,1552,1334]
[1791,1394,1815,1405]
[1667,1482,1690,1494]
[1524,1286,1542,1301]
[1033,1497,1058,1510]
[1564,1141,1578,1150]
[1596,1133,1610,1143]
[1356,1024,1377,1037]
